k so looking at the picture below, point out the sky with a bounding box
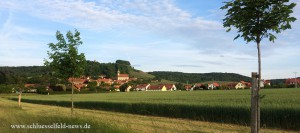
[0,0,299,79]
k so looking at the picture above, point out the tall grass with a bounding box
[7,88,300,131]
[0,98,129,133]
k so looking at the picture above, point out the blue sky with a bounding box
[0,0,299,79]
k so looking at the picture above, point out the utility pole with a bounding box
[293,72,297,88]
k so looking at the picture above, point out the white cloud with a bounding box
[0,0,221,31]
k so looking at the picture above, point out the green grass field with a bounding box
[0,97,129,133]
[2,97,292,133]
[6,88,300,131]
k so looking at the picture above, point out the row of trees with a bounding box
[150,71,252,83]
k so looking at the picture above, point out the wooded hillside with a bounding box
[0,60,257,84]
[149,71,251,83]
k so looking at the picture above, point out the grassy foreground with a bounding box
[0,97,128,133]
[6,88,300,130]
[0,97,295,133]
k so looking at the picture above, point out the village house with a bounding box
[264,80,271,86]
[226,81,251,89]
[241,81,251,88]
[116,70,129,81]
[68,77,87,91]
[148,84,166,91]
[285,78,300,85]
[164,84,177,91]
[125,85,132,92]
[113,84,121,91]
[208,82,220,90]
[136,84,150,91]
[97,78,113,85]
[114,80,128,85]
[193,83,204,90]
[24,84,37,93]
[147,84,176,91]
[184,84,193,91]
[25,84,35,88]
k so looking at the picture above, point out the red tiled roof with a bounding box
[73,84,84,90]
[212,82,220,87]
[25,84,35,87]
[97,78,112,83]
[184,85,192,89]
[226,82,238,88]
[194,83,203,87]
[286,78,300,84]
[240,81,251,87]
[136,84,149,88]
[118,74,129,77]
[164,84,175,90]
[115,80,128,85]
[148,85,164,90]
[113,85,120,89]
[68,78,86,83]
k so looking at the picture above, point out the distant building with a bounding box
[136,84,150,91]
[264,80,271,86]
[208,83,220,90]
[24,84,37,93]
[97,78,113,85]
[226,81,251,89]
[164,84,177,91]
[148,84,166,91]
[116,70,129,81]
[68,78,87,91]
[147,84,176,91]
[25,84,35,88]
[184,84,193,91]
[125,85,132,92]
[241,81,252,88]
[285,78,300,85]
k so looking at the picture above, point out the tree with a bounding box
[175,83,185,91]
[221,1,296,132]
[119,83,129,92]
[88,81,98,92]
[116,60,131,66]
[44,29,86,113]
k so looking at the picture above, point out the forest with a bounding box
[0,60,134,85]
[149,71,252,83]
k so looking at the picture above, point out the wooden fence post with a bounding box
[251,72,258,133]
[18,88,22,108]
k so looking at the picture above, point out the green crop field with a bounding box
[6,88,300,131]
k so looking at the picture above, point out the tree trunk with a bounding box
[257,42,261,132]
[71,78,74,113]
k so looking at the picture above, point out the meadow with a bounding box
[0,97,129,133]
[2,97,293,133]
[6,88,300,131]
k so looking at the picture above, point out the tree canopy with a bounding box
[44,29,86,79]
[221,0,296,43]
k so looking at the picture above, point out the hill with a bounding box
[0,60,154,84]
[0,61,254,84]
[148,71,251,83]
